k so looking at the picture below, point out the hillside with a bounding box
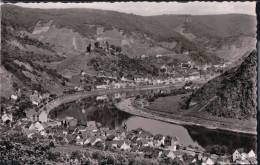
[55,51,159,79]
[186,50,257,119]
[1,4,257,97]
[1,25,67,96]
[147,14,256,41]
[147,14,256,62]
[1,16,159,95]
[3,4,247,64]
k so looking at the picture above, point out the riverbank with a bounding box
[38,83,184,117]
[115,98,257,135]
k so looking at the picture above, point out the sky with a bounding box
[11,2,255,16]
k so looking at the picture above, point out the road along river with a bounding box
[39,83,184,117]
[40,81,255,154]
[50,95,256,154]
[115,98,257,135]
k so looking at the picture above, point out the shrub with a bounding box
[70,150,82,161]
[46,151,61,161]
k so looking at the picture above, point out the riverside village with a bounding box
[0,2,257,165]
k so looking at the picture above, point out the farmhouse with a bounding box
[39,110,48,123]
[1,113,13,124]
[96,84,109,89]
[26,109,38,122]
[232,150,241,162]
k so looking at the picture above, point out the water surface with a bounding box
[50,94,256,153]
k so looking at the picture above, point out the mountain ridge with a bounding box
[2,4,256,63]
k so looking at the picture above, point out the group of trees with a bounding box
[205,145,229,155]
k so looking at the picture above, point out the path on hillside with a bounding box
[197,96,218,112]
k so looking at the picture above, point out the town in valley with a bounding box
[0,2,257,165]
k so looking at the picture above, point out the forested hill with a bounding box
[186,50,257,119]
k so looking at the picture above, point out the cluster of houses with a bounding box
[29,90,51,106]
[94,74,202,91]
[1,111,13,126]
[3,89,53,126]
[1,100,257,165]
[10,88,54,107]
[232,149,257,164]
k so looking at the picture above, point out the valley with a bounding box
[0,4,257,165]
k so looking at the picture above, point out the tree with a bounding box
[115,46,122,52]
[49,141,55,148]
[206,145,229,155]
[105,41,109,50]
[94,42,100,49]
[70,151,82,161]
[86,43,91,53]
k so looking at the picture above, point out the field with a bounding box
[147,94,189,114]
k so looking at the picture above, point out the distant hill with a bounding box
[148,14,256,38]
[2,4,255,65]
[186,50,257,119]
[1,4,257,96]
[147,14,256,62]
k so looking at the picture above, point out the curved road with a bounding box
[115,98,257,135]
[39,83,184,117]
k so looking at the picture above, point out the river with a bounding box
[49,94,256,154]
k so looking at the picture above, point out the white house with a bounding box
[168,137,179,151]
[233,150,241,162]
[96,85,109,90]
[197,153,203,161]
[113,136,120,141]
[205,158,214,165]
[87,121,97,129]
[81,71,86,76]
[114,83,121,89]
[120,142,131,151]
[29,122,44,132]
[74,86,83,91]
[141,54,147,58]
[39,110,48,123]
[155,136,165,147]
[1,113,13,124]
[191,159,197,163]
[121,76,128,82]
[11,94,18,101]
[167,151,176,159]
[96,95,108,101]
[158,151,163,158]
[248,150,256,158]
[84,138,91,145]
[156,54,163,58]
[30,91,41,106]
[183,51,189,55]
